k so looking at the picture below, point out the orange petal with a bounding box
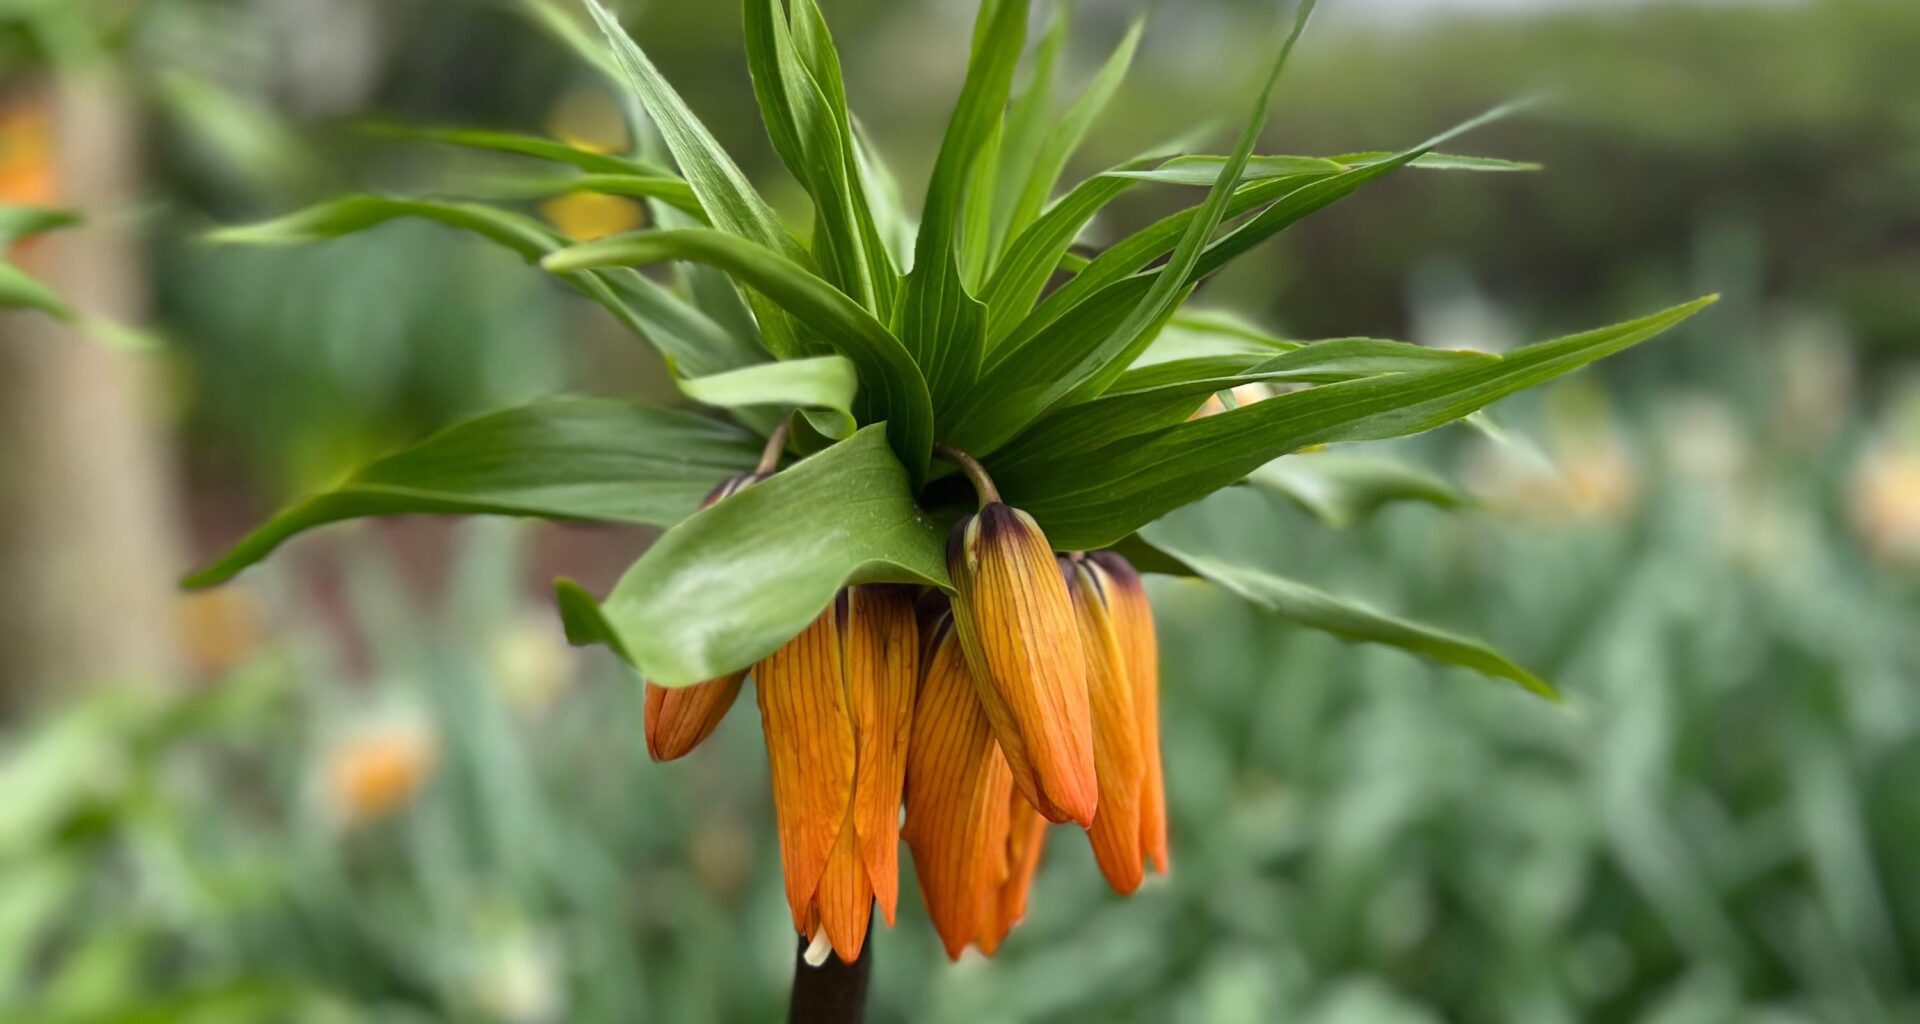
[847,585,918,926]
[1068,556,1146,894]
[978,781,1047,956]
[815,804,874,963]
[1093,552,1168,874]
[904,616,1006,960]
[946,503,1097,826]
[643,672,746,761]
[756,597,856,936]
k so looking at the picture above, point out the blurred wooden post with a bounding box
[0,70,184,715]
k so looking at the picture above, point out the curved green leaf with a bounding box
[675,354,858,438]
[208,195,762,376]
[0,205,80,246]
[1245,454,1465,528]
[560,424,949,687]
[363,123,674,177]
[1002,297,1717,550]
[1001,19,1142,245]
[1111,150,1537,186]
[1137,531,1555,698]
[184,399,762,588]
[450,171,706,219]
[545,228,934,484]
[0,262,72,318]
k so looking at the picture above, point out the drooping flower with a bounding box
[643,472,767,761]
[1063,553,1146,893]
[945,502,1098,826]
[756,585,918,963]
[904,609,1049,959]
[1089,551,1168,876]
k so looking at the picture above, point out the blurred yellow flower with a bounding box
[539,192,644,241]
[322,718,437,828]
[1850,445,1920,569]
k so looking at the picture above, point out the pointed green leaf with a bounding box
[944,0,1319,454]
[979,156,1151,348]
[1001,297,1717,549]
[363,123,674,176]
[675,354,858,438]
[545,228,934,483]
[581,0,812,357]
[986,0,1067,256]
[0,261,72,318]
[895,0,1029,411]
[447,171,706,219]
[0,205,80,247]
[208,195,762,376]
[183,399,762,588]
[1245,453,1465,527]
[558,425,948,686]
[1002,18,1142,243]
[1112,150,1536,187]
[1137,532,1554,698]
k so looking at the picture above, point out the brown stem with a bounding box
[758,419,793,474]
[933,441,1000,507]
[787,918,872,1024]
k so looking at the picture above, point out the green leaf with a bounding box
[183,399,762,588]
[209,195,762,376]
[1133,309,1299,366]
[988,339,1487,475]
[1245,453,1465,528]
[986,1,1067,257]
[544,228,934,483]
[744,0,896,316]
[1001,296,1716,550]
[979,155,1151,348]
[558,425,948,686]
[674,354,859,438]
[894,0,1029,412]
[581,0,812,357]
[1112,150,1537,186]
[446,171,706,220]
[0,261,72,318]
[944,1,1320,453]
[0,204,80,247]
[363,122,674,176]
[1002,17,1140,241]
[1136,532,1555,698]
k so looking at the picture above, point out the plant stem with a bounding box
[758,419,793,474]
[787,920,873,1024]
[933,441,1000,507]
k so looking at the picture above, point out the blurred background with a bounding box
[2,0,1917,1020]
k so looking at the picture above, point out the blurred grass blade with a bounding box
[1244,453,1466,528]
[944,0,1319,454]
[1115,150,1536,186]
[363,122,674,177]
[0,261,73,319]
[545,228,934,483]
[674,354,859,438]
[1337,150,1542,172]
[556,425,948,686]
[1000,296,1716,549]
[1002,18,1142,243]
[209,195,762,375]
[1138,533,1555,698]
[183,399,762,588]
[894,0,1028,412]
[0,204,81,246]
[581,0,812,357]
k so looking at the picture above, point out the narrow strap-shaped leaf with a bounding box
[0,205,81,246]
[894,0,1029,412]
[979,157,1151,348]
[557,424,949,686]
[1000,297,1717,550]
[545,228,934,484]
[183,398,762,588]
[1112,150,1535,186]
[675,354,859,438]
[1133,309,1300,366]
[986,0,1068,257]
[945,0,1318,455]
[208,195,762,376]
[581,0,812,357]
[1244,453,1465,528]
[1134,532,1554,698]
[0,262,72,318]
[363,123,674,177]
[989,339,1488,474]
[1001,18,1142,245]
[447,171,706,219]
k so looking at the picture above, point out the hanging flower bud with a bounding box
[1065,554,1146,894]
[643,472,768,761]
[1090,552,1168,875]
[756,585,918,963]
[906,610,1051,959]
[946,502,1098,827]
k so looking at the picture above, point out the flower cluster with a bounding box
[643,460,1164,963]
